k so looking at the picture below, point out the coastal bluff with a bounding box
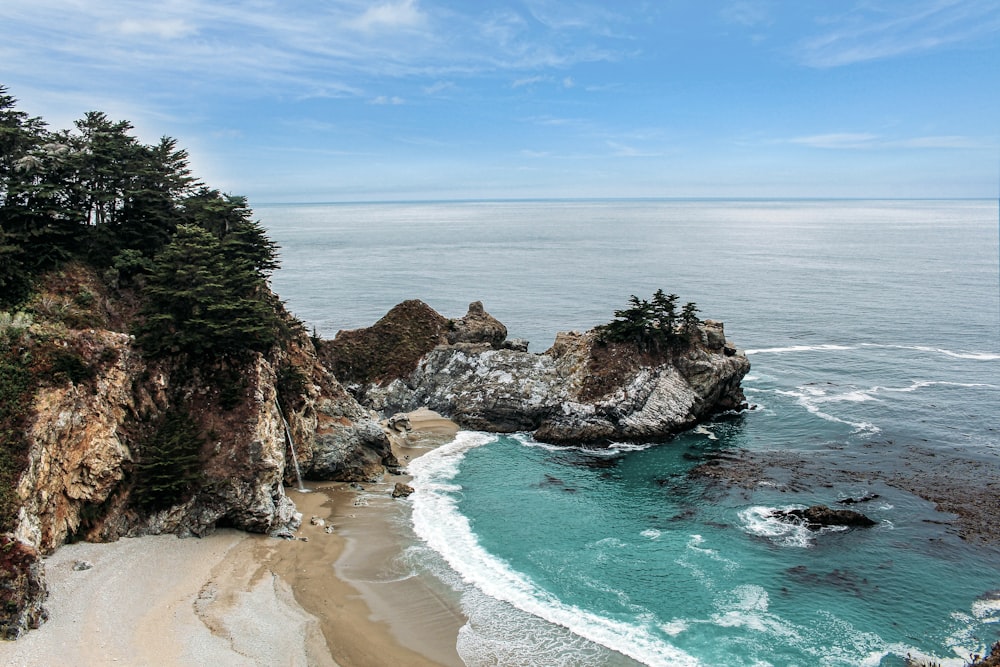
[2,291,747,639]
[324,300,750,445]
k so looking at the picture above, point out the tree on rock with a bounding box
[597,290,701,351]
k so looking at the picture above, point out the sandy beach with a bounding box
[0,409,465,667]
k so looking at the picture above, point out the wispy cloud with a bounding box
[422,81,455,95]
[797,0,1000,67]
[789,132,987,149]
[0,0,632,108]
[370,95,405,105]
[112,18,196,39]
[606,140,661,157]
[720,1,774,28]
[512,75,548,89]
[790,133,881,149]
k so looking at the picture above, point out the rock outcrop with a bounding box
[1,290,392,638]
[356,303,749,445]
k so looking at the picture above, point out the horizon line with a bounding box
[250,195,995,207]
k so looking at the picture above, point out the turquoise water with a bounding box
[258,200,1000,666]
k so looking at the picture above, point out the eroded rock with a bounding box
[363,313,749,445]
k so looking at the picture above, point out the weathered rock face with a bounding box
[3,310,393,638]
[280,335,393,482]
[362,305,750,445]
[0,536,47,640]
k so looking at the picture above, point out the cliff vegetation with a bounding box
[0,85,393,638]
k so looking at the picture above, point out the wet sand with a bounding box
[0,408,465,667]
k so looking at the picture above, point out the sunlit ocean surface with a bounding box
[259,199,1000,666]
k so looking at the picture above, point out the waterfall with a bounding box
[275,398,307,492]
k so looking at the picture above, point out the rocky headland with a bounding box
[0,265,394,638]
[325,300,750,445]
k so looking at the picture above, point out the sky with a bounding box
[1,0,999,202]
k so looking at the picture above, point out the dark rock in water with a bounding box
[838,493,880,505]
[774,505,877,530]
[784,565,875,597]
[391,482,414,498]
[548,453,621,470]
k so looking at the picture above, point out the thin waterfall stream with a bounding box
[275,398,307,492]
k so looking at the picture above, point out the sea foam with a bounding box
[408,431,701,667]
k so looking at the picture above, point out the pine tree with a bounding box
[136,224,279,359]
[133,409,202,511]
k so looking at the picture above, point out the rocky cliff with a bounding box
[1,269,392,638]
[336,301,750,445]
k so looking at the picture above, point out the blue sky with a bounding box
[2,1,999,202]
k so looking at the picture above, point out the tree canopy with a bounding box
[597,289,701,351]
[0,84,282,359]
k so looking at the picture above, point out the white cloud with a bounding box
[512,76,547,88]
[370,95,405,105]
[423,81,455,95]
[113,18,196,39]
[348,0,426,33]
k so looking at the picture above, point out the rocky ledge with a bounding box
[326,301,750,445]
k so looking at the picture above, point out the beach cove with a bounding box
[0,410,467,667]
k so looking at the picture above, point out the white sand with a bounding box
[0,408,464,667]
[0,531,330,667]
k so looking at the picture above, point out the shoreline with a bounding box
[270,406,468,666]
[0,409,465,667]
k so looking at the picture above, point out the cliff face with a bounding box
[1,291,392,638]
[11,327,387,553]
[353,304,750,444]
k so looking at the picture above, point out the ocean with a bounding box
[258,199,1000,666]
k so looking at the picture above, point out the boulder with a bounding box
[773,505,877,530]
[391,482,414,499]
